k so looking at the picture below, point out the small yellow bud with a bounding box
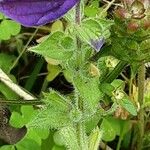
[89,63,100,77]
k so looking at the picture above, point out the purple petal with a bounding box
[90,38,105,52]
[0,0,79,27]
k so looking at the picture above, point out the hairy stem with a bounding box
[75,1,87,150]
[75,1,82,68]
[0,99,44,105]
[75,1,81,108]
[137,62,145,150]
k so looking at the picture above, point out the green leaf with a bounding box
[88,127,102,150]
[47,64,62,82]
[85,111,101,133]
[84,6,99,17]
[28,90,72,129]
[75,19,102,47]
[28,107,71,129]
[28,31,75,61]
[119,98,137,116]
[0,146,15,150]
[53,131,65,146]
[10,106,37,128]
[140,39,150,52]
[44,90,71,112]
[74,75,103,113]
[41,131,55,150]
[100,83,115,96]
[51,20,64,33]
[127,40,139,50]
[52,145,65,150]
[59,126,80,150]
[34,128,49,140]
[16,138,40,150]
[63,69,74,83]
[75,18,112,49]
[111,79,125,90]
[13,128,49,149]
[10,111,22,127]
[24,128,49,145]
[104,117,131,136]
[0,20,21,40]
[84,1,99,17]
[0,53,16,73]
[100,118,116,141]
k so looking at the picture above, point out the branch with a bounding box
[0,68,36,100]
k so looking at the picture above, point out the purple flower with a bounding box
[0,0,79,27]
[90,38,105,52]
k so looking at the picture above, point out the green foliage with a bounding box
[75,18,112,50]
[119,98,137,116]
[0,53,16,73]
[16,138,40,150]
[28,31,75,62]
[52,145,65,150]
[88,127,102,150]
[47,64,62,82]
[73,75,103,113]
[28,90,72,129]
[84,0,100,17]
[111,18,150,63]
[53,131,65,146]
[1,0,148,149]
[0,17,21,40]
[7,105,49,150]
[10,106,37,128]
[58,126,80,150]
[0,53,19,99]
[100,117,131,142]
[111,79,125,90]
[85,111,101,133]
[100,118,116,141]
[0,146,15,150]
[100,83,115,96]
[0,81,19,100]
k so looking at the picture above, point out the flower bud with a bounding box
[130,0,146,19]
[127,21,139,32]
[114,8,129,19]
[89,63,100,77]
[142,19,150,30]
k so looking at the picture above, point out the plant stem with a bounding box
[75,1,81,108]
[0,69,36,100]
[137,62,145,150]
[0,99,44,105]
[75,2,81,25]
[103,0,116,12]
[129,77,133,98]
[75,1,87,150]
[9,28,38,72]
[103,61,127,83]
[116,125,125,150]
[24,58,44,91]
[75,1,82,68]
[116,136,122,150]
